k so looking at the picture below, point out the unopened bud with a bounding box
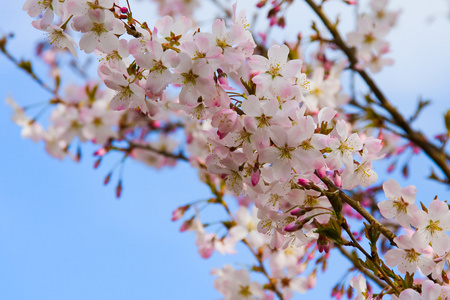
[94,157,102,169]
[251,169,260,186]
[115,180,122,198]
[333,171,342,187]
[120,7,128,13]
[297,178,310,187]
[180,219,193,232]
[285,221,303,232]
[317,235,330,253]
[316,166,326,178]
[104,172,112,185]
[171,205,189,221]
[94,148,107,156]
[290,207,304,216]
[256,0,267,8]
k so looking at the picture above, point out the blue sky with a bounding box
[1,1,450,299]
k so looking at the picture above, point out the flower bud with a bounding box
[251,169,260,186]
[171,205,190,221]
[297,178,310,187]
[316,166,326,178]
[332,171,342,187]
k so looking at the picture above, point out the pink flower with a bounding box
[249,44,302,91]
[384,235,435,275]
[377,179,418,228]
[411,199,450,256]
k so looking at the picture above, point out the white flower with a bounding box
[384,235,435,275]
[411,199,450,256]
[377,179,418,228]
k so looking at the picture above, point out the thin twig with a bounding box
[335,244,386,289]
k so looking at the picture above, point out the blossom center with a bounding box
[239,285,252,297]
[268,63,281,77]
[392,198,408,214]
[426,220,442,235]
[256,114,271,128]
[405,249,419,263]
[304,195,319,207]
[278,145,295,159]
[181,70,199,85]
[92,23,107,36]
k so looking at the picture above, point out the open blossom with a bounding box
[346,15,389,60]
[305,66,341,111]
[172,53,215,107]
[133,40,179,95]
[212,265,265,300]
[391,289,422,300]
[384,235,435,275]
[421,279,450,300]
[377,179,418,228]
[72,9,125,54]
[341,148,382,190]
[249,44,302,91]
[411,199,450,256]
[350,275,371,300]
[326,120,363,172]
[45,25,78,57]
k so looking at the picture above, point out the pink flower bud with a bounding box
[180,219,192,232]
[316,166,326,178]
[94,157,102,169]
[290,207,304,216]
[120,7,128,13]
[94,148,107,156]
[251,169,260,186]
[115,180,122,198]
[298,178,310,187]
[387,161,396,173]
[285,221,302,232]
[333,171,342,187]
[104,173,111,185]
[307,271,317,289]
[171,205,189,221]
[256,0,267,8]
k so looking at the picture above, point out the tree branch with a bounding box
[335,244,387,289]
[320,176,397,245]
[303,0,450,183]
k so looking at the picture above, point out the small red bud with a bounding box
[116,180,122,198]
[120,7,128,14]
[104,173,112,185]
[297,178,310,187]
[94,157,102,169]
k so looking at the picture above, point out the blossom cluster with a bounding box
[346,0,399,73]
[9,0,450,299]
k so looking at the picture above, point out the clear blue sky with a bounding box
[1,1,449,299]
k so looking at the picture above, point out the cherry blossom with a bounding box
[377,179,418,228]
[411,199,450,256]
[384,235,435,275]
